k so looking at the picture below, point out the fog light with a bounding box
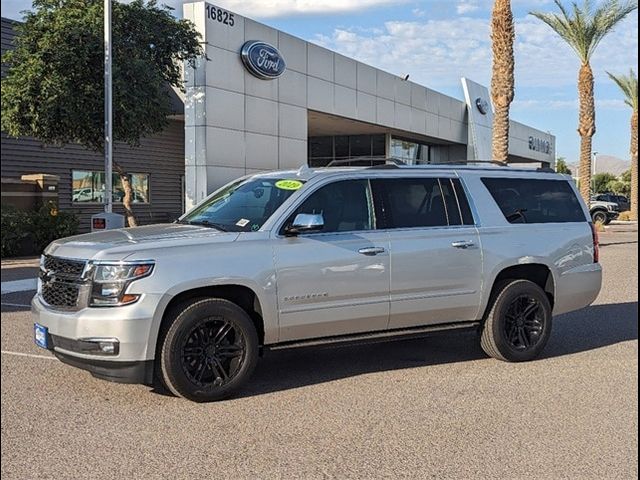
[99,342,117,354]
[77,337,120,355]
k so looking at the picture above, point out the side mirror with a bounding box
[284,213,324,236]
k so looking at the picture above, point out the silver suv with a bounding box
[32,165,602,401]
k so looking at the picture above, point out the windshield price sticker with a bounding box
[275,180,303,191]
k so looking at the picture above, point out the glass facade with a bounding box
[308,134,386,167]
[389,137,430,165]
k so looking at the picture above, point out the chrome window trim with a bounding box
[374,224,478,234]
[436,178,451,226]
[454,174,481,227]
[448,178,466,225]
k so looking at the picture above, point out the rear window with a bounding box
[482,178,586,224]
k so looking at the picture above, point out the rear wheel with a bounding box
[158,298,259,402]
[480,279,552,362]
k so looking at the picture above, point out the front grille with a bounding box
[40,255,87,309]
[42,280,80,308]
[43,255,86,278]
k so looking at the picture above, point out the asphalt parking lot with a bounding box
[1,225,637,479]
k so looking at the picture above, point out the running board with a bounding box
[266,321,481,351]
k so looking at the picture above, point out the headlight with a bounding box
[89,261,154,307]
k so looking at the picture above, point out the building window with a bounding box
[308,134,386,167]
[72,170,150,204]
[390,137,430,165]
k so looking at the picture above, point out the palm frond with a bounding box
[607,69,638,111]
[530,0,638,63]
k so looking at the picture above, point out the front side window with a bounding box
[72,170,149,204]
[284,180,374,234]
[182,177,305,232]
[482,177,586,224]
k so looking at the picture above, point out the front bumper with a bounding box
[54,350,154,384]
[31,293,162,384]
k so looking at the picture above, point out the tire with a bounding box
[591,210,607,224]
[604,217,612,225]
[480,279,552,362]
[158,298,259,402]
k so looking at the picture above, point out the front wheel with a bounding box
[158,298,259,402]
[591,210,607,224]
[480,279,552,362]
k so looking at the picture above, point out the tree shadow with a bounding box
[234,301,638,399]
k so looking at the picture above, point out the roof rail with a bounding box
[326,157,406,168]
[438,160,509,167]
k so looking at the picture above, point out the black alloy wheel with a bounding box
[159,298,259,402]
[181,317,246,387]
[480,279,552,362]
[502,295,544,351]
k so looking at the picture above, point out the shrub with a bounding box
[618,211,634,221]
[28,204,79,253]
[0,203,79,258]
[1,205,30,257]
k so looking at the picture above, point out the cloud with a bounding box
[166,0,409,18]
[316,13,638,90]
[456,1,480,15]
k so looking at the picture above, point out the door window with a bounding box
[374,178,459,228]
[283,180,374,233]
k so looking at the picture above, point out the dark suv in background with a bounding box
[593,193,630,212]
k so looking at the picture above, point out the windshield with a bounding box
[180,177,305,232]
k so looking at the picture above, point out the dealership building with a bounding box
[1,4,555,228]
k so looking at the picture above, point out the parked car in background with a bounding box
[33,163,602,402]
[592,193,630,212]
[590,198,620,224]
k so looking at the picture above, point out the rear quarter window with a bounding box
[481,177,586,224]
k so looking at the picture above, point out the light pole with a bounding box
[104,0,113,213]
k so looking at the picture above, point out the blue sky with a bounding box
[2,0,638,164]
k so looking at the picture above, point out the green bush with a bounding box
[1,205,30,257]
[29,205,79,253]
[1,203,79,258]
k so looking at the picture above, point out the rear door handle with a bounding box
[358,247,386,256]
[451,240,475,249]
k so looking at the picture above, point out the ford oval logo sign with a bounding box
[241,41,286,80]
[475,97,490,115]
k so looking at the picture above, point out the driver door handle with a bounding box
[358,247,386,256]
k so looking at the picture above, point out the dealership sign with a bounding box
[475,97,490,115]
[241,41,286,80]
[529,136,551,154]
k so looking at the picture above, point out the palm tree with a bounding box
[491,0,515,163]
[607,69,638,220]
[530,0,638,204]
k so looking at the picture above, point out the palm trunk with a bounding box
[490,0,515,163]
[114,163,138,227]
[577,63,596,204]
[631,110,638,221]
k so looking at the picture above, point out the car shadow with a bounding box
[233,301,638,399]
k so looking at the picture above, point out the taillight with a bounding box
[590,222,599,263]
